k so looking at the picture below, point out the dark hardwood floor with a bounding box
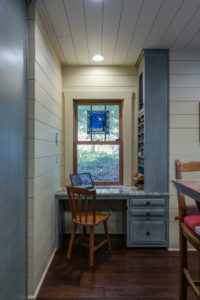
[37,235,198,299]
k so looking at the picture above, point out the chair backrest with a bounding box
[66,186,96,224]
[175,160,200,218]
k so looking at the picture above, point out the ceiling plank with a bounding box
[44,0,67,36]
[187,31,200,49]
[102,0,123,65]
[84,0,103,64]
[43,0,78,64]
[172,7,200,49]
[63,0,89,64]
[39,1,65,62]
[144,0,183,48]
[39,0,200,65]
[125,0,164,65]
[158,0,200,48]
[58,37,78,64]
[113,0,142,65]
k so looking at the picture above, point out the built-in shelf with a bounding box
[138,106,144,176]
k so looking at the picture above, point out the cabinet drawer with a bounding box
[130,198,165,207]
[129,219,166,244]
[129,207,166,218]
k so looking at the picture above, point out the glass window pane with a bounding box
[106,105,119,141]
[92,133,105,141]
[92,105,105,111]
[77,144,119,182]
[78,105,91,141]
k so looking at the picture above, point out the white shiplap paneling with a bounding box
[169,50,200,249]
[102,0,123,65]
[158,0,200,48]
[39,0,200,65]
[28,5,64,297]
[63,0,89,64]
[84,0,103,64]
[125,0,164,64]
[144,0,183,48]
[113,0,142,65]
[62,65,138,233]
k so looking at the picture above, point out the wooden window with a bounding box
[73,100,123,185]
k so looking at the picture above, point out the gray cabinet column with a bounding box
[144,50,169,193]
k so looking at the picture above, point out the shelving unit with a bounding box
[127,49,169,248]
[137,110,144,174]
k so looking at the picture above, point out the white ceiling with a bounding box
[38,0,200,65]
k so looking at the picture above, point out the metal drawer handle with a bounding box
[146,231,150,236]
[146,201,150,205]
[146,212,150,217]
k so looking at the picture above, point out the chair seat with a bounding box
[184,215,200,233]
[186,204,200,215]
[73,212,109,226]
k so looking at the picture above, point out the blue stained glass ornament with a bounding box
[87,110,109,134]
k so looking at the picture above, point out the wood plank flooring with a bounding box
[37,235,198,299]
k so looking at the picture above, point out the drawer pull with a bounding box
[146,201,150,205]
[146,212,150,217]
[146,231,150,236]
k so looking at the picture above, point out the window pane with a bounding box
[106,105,119,141]
[78,105,90,141]
[92,105,105,111]
[77,144,119,182]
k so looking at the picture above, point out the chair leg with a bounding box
[89,226,94,267]
[67,223,77,259]
[104,220,111,251]
[179,223,187,300]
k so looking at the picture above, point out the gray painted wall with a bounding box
[0,0,28,299]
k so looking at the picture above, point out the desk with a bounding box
[55,186,169,248]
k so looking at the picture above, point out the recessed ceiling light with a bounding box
[92,54,104,62]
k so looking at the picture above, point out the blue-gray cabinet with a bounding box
[128,49,169,247]
[127,196,168,247]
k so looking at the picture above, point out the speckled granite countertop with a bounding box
[55,186,168,198]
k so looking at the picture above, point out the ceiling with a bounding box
[38,0,200,65]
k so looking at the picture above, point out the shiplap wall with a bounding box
[62,65,138,233]
[28,4,64,297]
[169,50,200,249]
[62,65,138,185]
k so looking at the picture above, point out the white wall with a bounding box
[62,66,138,234]
[28,3,64,297]
[169,50,200,249]
[62,65,138,185]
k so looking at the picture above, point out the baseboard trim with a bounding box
[168,248,197,251]
[28,248,56,300]
[168,248,179,251]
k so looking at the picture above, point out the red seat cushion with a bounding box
[184,215,200,232]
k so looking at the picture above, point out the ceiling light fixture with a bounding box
[92,54,104,62]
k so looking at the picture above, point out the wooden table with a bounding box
[172,179,200,210]
[173,179,200,202]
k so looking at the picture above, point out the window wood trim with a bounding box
[73,100,123,185]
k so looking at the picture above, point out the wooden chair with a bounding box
[175,160,200,299]
[66,186,111,266]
